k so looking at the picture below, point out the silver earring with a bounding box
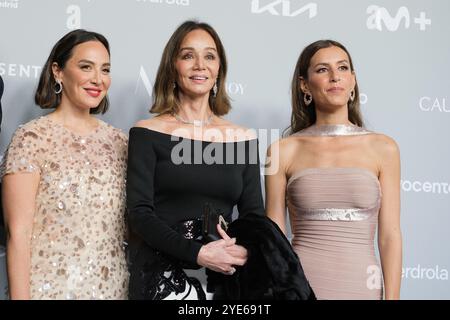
[54,80,62,94]
[303,93,312,106]
[212,81,218,97]
[350,90,355,102]
[173,82,177,89]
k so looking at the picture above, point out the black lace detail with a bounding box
[138,250,206,300]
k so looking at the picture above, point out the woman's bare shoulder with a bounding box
[134,115,170,131]
[216,118,257,141]
[267,134,308,159]
[368,133,400,156]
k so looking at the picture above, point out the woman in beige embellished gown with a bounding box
[1,30,128,299]
[265,40,402,300]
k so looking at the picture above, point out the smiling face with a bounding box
[52,40,111,111]
[174,29,220,100]
[301,45,356,111]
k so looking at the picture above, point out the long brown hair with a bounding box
[288,39,363,135]
[35,29,110,114]
[150,20,231,116]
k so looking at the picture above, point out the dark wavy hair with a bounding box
[288,39,363,135]
[35,29,110,114]
[150,20,231,116]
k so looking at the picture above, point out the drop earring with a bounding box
[212,80,218,97]
[303,93,312,106]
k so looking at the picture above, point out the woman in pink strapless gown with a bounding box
[265,40,402,300]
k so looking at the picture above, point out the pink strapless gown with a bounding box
[287,167,383,300]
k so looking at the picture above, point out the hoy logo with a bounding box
[226,83,246,96]
[251,0,317,18]
[367,5,431,31]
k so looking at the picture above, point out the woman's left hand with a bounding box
[217,224,248,266]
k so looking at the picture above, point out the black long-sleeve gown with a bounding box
[126,127,265,299]
[0,75,5,246]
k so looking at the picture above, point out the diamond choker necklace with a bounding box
[173,112,214,127]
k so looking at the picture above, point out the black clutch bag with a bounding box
[202,203,228,243]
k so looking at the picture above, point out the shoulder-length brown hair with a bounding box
[35,29,110,114]
[150,20,231,116]
[288,39,363,135]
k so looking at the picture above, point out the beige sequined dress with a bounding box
[1,116,129,299]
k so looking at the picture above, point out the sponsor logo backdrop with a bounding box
[0,0,449,299]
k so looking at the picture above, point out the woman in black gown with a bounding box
[0,75,4,247]
[126,20,264,300]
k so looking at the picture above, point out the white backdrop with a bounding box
[1,0,449,299]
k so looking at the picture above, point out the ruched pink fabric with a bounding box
[287,167,383,300]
